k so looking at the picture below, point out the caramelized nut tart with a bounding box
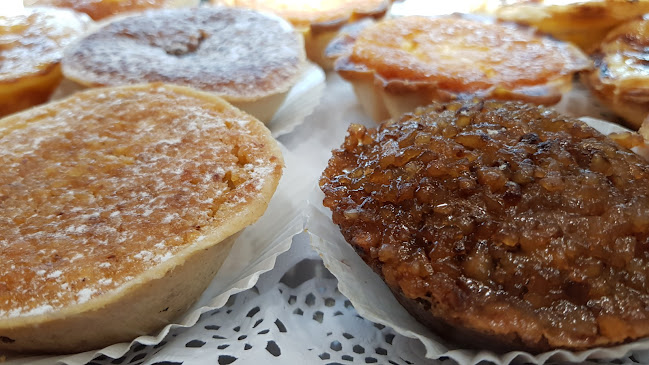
[0,83,283,353]
[490,0,649,52]
[331,15,591,122]
[0,7,91,118]
[23,0,199,20]
[320,100,649,353]
[211,0,392,69]
[583,15,649,130]
[62,7,306,123]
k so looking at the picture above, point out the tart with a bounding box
[583,15,649,130]
[330,15,591,122]
[23,0,200,20]
[320,100,649,352]
[62,7,306,123]
[0,7,91,118]
[0,83,283,353]
[489,0,649,52]
[211,0,393,69]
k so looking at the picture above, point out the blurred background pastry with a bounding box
[481,0,649,52]
[0,7,91,117]
[62,7,306,123]
[583,15,649,130]
[23,0,200,20]
[329,15,591,122]
[211,0,394,69]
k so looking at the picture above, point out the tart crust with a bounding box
[211,0,392,69]
[583,15,649,130]
[0,83,283,353]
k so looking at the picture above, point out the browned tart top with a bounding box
[62,8,305,101]
[336,16,590,96]
[320,100,649,351]
[0,84,283,319]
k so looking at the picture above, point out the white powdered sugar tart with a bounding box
[61,7,306,124]
[0,83,283,353]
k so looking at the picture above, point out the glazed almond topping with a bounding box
[0,8,89,81]
[346,16,590,93]
[321,101,649,350]
[62,8,304,100]
[0,85,282,318]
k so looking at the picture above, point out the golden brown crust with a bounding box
[332,15,591,122]
[0,7,91,117]
[491,0,649,51]
[583,15,649,130]
[321,100,649,352]
[23,0,200,20]
[0,83,283,353]
[62,8,305,102]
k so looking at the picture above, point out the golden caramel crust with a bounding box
[62,8,305,102]
[340,16,589,94]
[211,0,390,29]
[0,84,282,331]
[321,100,649,352]
[583,15,649,129]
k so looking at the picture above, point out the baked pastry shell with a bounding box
[0,83,284,354]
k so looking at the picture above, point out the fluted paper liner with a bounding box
[4,146,309,364]
[307,118,649,365]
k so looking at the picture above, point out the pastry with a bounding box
[489,0,649,52]
[0,7,91,118]
[0,83,283,353]
[211,0,392,69]
[62,7,306,123]
[583,15,649,129]
[23,0,200,20]
[330,15,591,122]
[320,100,649,352]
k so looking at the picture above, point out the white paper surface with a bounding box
[4,145,310,365]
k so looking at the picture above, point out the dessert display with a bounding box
[0,7,91,118]
[320,100,649,352]
[23,0,200,20]
[489,0,649,52]
[0,83,283,353]
[62,7,306,123]
[583,15,649,130]
[330,15,591,122]
[210,0,392,69]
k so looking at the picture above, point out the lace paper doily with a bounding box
[39,234,648,365]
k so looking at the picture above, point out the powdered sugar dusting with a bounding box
[62,7,303,99]
[0,85,281,318]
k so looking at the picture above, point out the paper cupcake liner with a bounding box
[4,145,309,365]
[306,118,649,365]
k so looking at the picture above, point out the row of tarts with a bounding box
[2,0,649,360]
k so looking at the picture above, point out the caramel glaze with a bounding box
[320,100,649,352]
